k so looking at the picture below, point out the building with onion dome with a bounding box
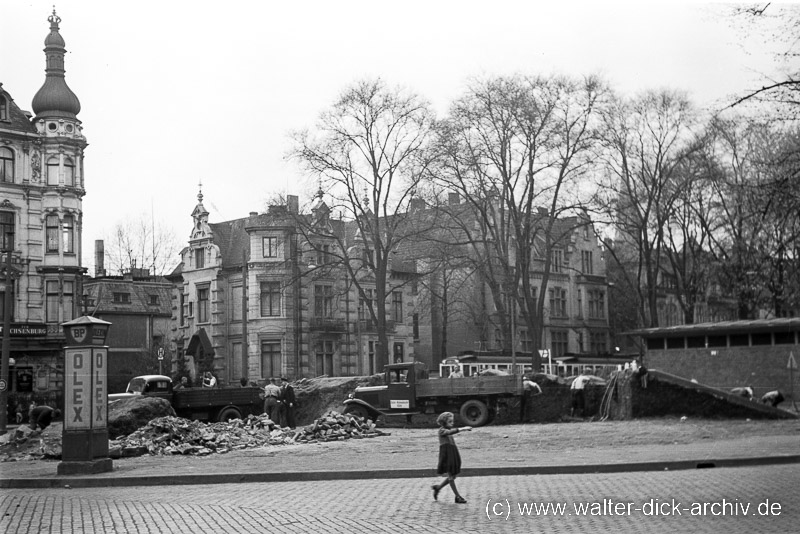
[0,10,87,416]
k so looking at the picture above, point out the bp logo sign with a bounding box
[70,326,89,344]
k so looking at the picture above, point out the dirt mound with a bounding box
[293,374,383,425]
[108,397,176,438]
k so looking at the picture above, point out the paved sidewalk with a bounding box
[1,428,798,488]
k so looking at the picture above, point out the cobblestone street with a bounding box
[2,464,797,533]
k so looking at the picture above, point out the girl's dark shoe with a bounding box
[431,485,440,501]
[455,496,467,504]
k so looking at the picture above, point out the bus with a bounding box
[439,351,534,377]
[439,350,633,378]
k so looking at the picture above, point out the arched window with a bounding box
[63,157,74,186]
[0,147,13,183]
[46,156,59,185]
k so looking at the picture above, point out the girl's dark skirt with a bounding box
[437,443,462,476]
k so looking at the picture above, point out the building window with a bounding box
[588,290,605,319]
[197,287,209,323]
[314,285,334,318]
[149,295,159,305]
[46,156,59,185]
[316,244,332,265]
[590,332,607,354]
[62,281,74,322]
[549,287,567,317]
[231,285,243,322]
[392,291,403,323]
[46,215,60,253]
[260,340,282,379]
[46,280,59,322]
[581,250,593,275]
[551,330,568,358]
[63,157,74,186]
[194,248,205,269]
[260,282,281,317]
[0,147,13,183]
[113,292,131,304]
[0,212,13,250]
[551,249,563,273]
[359,288,376,319]
[262,237,278,258]
[520,329,532,352]
[0,96,7,121]
[179,293,185,327]
[316,340,335,376]
[62,215,74,253]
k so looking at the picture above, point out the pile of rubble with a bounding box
[109,410,386,458]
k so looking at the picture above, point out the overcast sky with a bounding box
[3,1,795,273]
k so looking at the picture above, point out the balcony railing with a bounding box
[309,317,347,332]
[358,319,395,333]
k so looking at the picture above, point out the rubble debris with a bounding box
[109,410,387,458]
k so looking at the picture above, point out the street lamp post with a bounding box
[0,232,14,434]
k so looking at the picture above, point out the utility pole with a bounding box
[0,234,13,434]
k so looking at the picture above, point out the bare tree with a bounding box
[103,213,181,277]
[694,116,800,318]
[429,74,607,365]
[289,79,438,369]
[595,89,699,328]
[727,3,800,120]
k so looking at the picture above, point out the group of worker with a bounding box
[262,377,297,429]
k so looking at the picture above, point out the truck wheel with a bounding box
[460,400,490,427]
[344,405,369,420]
[217,407,242,422]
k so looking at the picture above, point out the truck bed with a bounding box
[416,375,523,397]
[172,387,262,409]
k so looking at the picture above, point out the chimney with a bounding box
[95,240,105,277]
[287,195,299,214]
[409,198,426,212]
[249,211,258,217]
[448,192,460,206]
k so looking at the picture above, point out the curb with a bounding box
[2,454,799,489]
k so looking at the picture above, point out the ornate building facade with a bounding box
[1,11,87,412]
[168,191,417,385]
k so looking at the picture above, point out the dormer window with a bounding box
[195,248,205,268]
[113,292,131,304]
[0,96,7,121]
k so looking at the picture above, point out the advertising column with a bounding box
[58,316,113,475]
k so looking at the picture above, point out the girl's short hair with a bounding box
[437,412,454,426]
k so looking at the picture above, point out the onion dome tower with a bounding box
[32,9,81,121]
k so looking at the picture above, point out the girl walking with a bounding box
[431,411,472,504]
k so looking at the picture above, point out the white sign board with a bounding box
[65,349,91,430]
[64,347,108,431]
[390,399,410,409]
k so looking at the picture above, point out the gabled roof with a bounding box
[84,278,173,316]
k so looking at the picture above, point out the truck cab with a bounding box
[344,362,428,420]
[108,375,173,402]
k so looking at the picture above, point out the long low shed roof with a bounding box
[628,317,800,338]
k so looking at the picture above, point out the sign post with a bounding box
[158,347,164,375]
[789,351,798,411]
[58,316,113,475]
